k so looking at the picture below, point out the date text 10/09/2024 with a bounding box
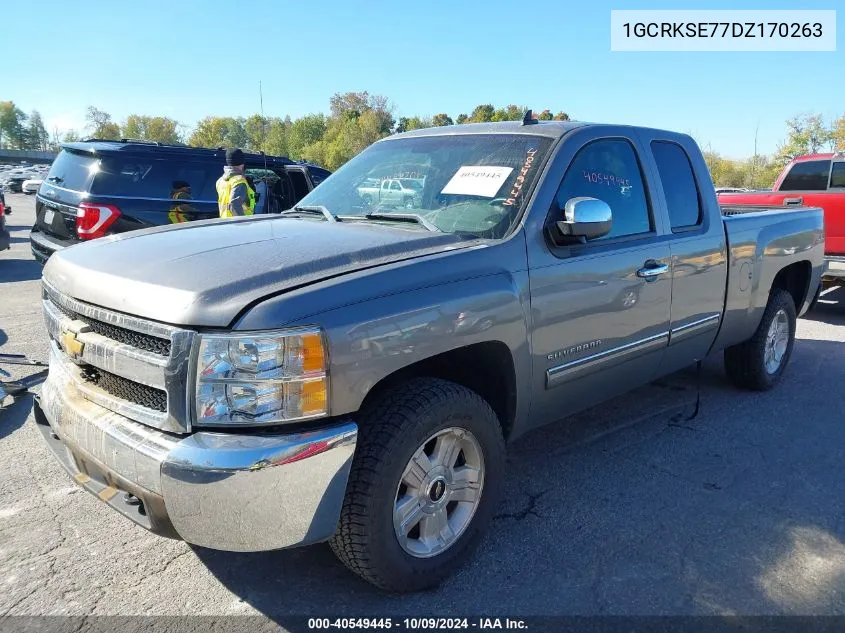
[307,618,529,630]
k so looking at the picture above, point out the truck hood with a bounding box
[43,216,477,327]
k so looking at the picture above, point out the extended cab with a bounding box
[717,153,845,286]
[34,121,823,593]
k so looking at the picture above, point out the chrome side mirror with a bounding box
[552,197,612,244]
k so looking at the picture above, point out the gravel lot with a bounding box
[1,193,844,621]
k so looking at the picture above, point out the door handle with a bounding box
[784,197,803,206]
[637,261,669,280]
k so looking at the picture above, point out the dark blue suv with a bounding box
[30,140,330,263]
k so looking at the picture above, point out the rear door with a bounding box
[526,128,672,426]
[823,161,845,254]
[642,134,728,374]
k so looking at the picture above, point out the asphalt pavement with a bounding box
[1,193,844,622]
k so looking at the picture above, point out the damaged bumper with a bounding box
[34,343,357,551]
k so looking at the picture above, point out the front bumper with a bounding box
[35,344,358,551]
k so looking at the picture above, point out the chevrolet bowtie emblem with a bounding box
[61,329,85,360]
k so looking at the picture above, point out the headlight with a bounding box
[193,328,328,427]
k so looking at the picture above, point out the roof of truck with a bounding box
[392,120,587,140]
[790,153,845,163]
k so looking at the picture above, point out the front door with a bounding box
[527,135,672,426]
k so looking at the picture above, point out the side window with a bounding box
[287,168,310,202]
[780,160,831,191]
[829,163,845,188]
[390,181,402,191]
[555,139,652,241]
[651,141,702,230]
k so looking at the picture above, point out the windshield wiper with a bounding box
[280,205,338,222]
[358,212,440,232]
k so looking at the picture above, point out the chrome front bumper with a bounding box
[35,343,358,551]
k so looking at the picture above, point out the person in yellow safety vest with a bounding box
[216,148,256,218]
[168,180,193,223]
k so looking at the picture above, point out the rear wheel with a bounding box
[724,288,796,391]
[330,377,505,592]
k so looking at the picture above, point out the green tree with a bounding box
[85,106,121,139]
[287,114,327,159]
[775,113,831,163]
[469,104,495,123]
[188,116,248,149]
[431,113,453,127]
[0,101,28,148]
[455,113,469,125]
[491,105,525,121]
[244,114,269,152]
[264,117,289,156]
[831,113,845,152]
[26,110,49,150]
[63,130,81,143]
[536,109,554,121]
[553,111,571,121]
[396,116,429,133]
[121,115,182,144]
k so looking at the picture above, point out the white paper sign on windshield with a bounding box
[440,166,513,198]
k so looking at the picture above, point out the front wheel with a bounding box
[724,288,796,391]
[330,378,505,592]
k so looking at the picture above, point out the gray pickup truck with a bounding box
[33,120,823,593]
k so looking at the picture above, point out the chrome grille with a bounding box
[81,366,168,413]
[42,279,195,433]
[50,300,171,356]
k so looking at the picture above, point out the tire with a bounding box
[403,197,415,209]
[724,288,796,391]
[330,377,505,592]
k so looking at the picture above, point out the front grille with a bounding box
[51,300,171,356]
[81,366,167,413]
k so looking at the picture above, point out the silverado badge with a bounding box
[61,329,85,360]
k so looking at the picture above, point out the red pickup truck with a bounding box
[717,153,845,291]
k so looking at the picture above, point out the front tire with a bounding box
[330,377,505,592]
[724,288,796,391]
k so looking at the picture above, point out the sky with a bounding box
[3,0,842,159]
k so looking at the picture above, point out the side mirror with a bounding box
[551,197,612,244]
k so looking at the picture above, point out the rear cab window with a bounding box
[829,162,845,188]
[779,160,831,191]
[650,141,702,231]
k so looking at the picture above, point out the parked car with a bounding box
[30,140,331,263]
[357,177,423,208]
[5,176,27,193]
[22,178,43,194]
[717,153,845,297]
[34,121,823,593]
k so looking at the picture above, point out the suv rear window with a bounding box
[780,160,831,191]
[90,157,218,201]
[45,150,98,191]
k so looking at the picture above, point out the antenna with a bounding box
[522,109,537,126]
[259,81,268,170]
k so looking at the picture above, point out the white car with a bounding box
[22,178,43,194]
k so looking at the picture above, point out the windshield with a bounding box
[297,134,553,237]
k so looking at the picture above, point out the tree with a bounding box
[491,105,524,121]
[469,104,495,123]
[0,101,27,149]
[287,114,327,160]
[188,116,248,149]
[121,115,182,144]
[329,91,394,136]
[264,117,289,156]
[455,113,469,125]
[430,113,453,127]
[395,116,429,133]
[85,106,121,140]
[27,110,49,150]
[536,109,554,121]
[244,114,268,152]
[775,113,831,163]
[831,113,845,152]
[63,130,81,143]
[553,111,571,121]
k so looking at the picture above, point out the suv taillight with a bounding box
[76,203,120,240]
